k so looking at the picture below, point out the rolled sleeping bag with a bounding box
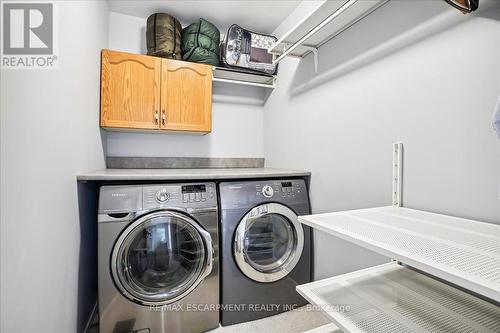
[182,18,220,66]
[146,13,182,59]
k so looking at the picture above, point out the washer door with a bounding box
[234,203,304,283]
[111,210,213,306]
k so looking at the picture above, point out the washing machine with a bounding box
[98,183,219,333]
[219,179,312,326]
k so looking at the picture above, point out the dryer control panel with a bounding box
[255,180,304,199]
[219,179,308,209]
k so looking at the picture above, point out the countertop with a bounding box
[77,168,311,181]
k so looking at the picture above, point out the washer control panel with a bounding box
[142,183,216,210]
[181,184,214,203]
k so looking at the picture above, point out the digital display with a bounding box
[182,184,206,193]
[281,182,292,187]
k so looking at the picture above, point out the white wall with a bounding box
[108,102,263,157]
[108,11,148,54]
[0,1,108,332]
[264,1,500,279]
[106,12,264,158]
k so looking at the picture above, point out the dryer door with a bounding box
[234,203,304,283]
[111,210,213,306]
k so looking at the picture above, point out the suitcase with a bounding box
[221,24,278,75]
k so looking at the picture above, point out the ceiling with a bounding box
[107,0,302,34]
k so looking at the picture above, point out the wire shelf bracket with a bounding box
[269,0,390,74]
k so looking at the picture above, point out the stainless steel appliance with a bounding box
[98,183,219,333]
[219,179,312,326]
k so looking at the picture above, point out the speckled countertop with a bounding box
[77,168,311,181]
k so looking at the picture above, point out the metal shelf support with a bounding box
[269,0,391,75]
[392,142,403,207]
[272,0,358,67]
[212,66,276,89]
[270,43,319,73]
[301,45,319,73]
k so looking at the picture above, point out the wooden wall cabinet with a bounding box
[100,49,212,133]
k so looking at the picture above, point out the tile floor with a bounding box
[88,306,333,333]
[208,307,331,333]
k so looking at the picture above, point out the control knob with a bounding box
[155,188,170,203]
[262,185,274,198]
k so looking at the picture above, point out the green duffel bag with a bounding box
[146,13,182,59]
[181,18,220,66]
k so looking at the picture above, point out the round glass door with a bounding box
[234,203,304,283]
[111,211,213,305]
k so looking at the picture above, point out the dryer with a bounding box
[219,179,312,326]
[98,183,219,333]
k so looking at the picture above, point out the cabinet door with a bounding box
[161,59,212,133]
[100,50,161,129]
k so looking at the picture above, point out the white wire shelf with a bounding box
[299,206,500,302]
[269,0,390,65]
[212,66,275,89]
[297,262,500,333]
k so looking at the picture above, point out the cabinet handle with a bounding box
[161,110,166,125]
[154,110,159,124]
